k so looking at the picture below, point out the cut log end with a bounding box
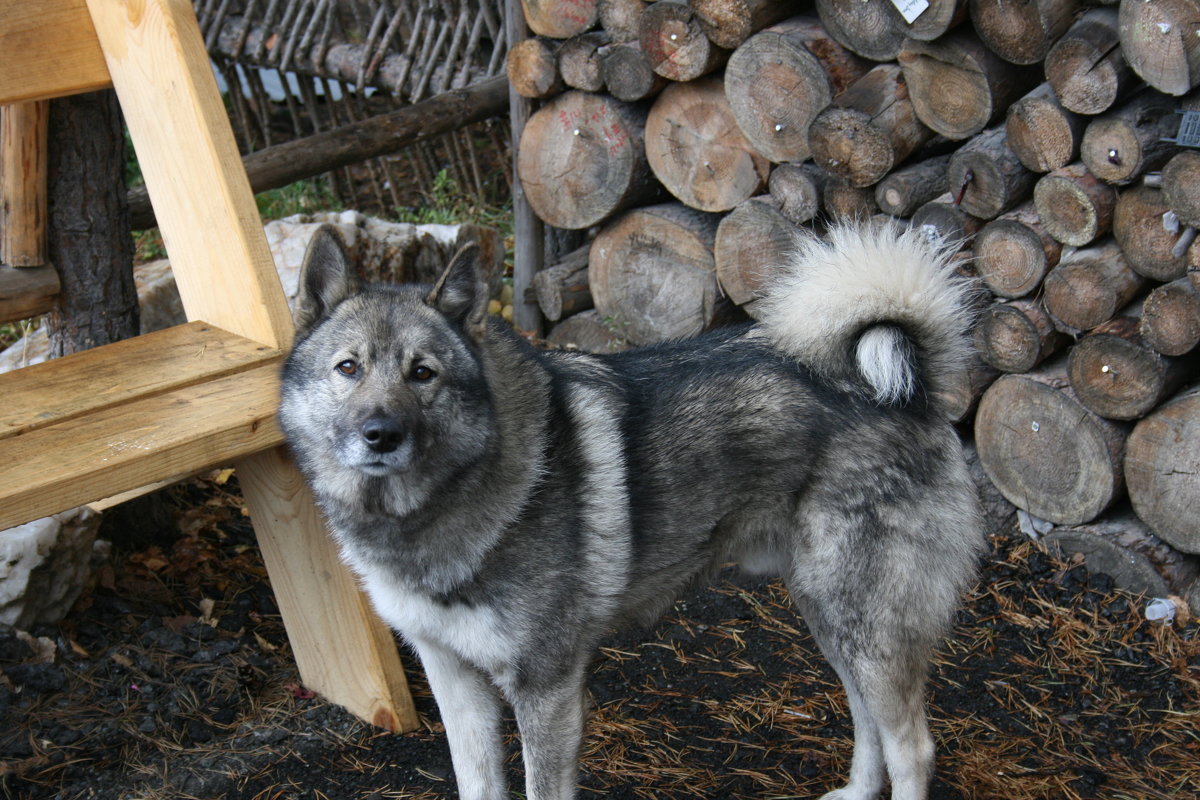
[975,368,1128,526]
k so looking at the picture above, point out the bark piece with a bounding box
[1045,8,1136,116]
[1125,384,1200,553]
[517,91,658,230]
[1005,83,1086,174]
[975,359,1131,526]
[899,29,1040,140]
[808,64,935,188]
[1043,240,1147,333]
[1033,162,1118,247]
[588,202,724,345]
[47,91,138,358]
[724,16,869,164]
[645,76,770,213]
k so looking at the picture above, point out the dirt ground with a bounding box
[1,473,1197,800]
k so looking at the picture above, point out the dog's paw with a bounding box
[819,784,882,800]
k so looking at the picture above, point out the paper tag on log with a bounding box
[890,0,930,24]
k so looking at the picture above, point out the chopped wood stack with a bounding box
[508,0,1200,599]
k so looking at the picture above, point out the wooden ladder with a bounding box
[0,0,416,732]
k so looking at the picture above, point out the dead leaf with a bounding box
[15,632,55,664]
[199,597,218,627]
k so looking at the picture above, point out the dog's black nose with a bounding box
[360,415,404,453]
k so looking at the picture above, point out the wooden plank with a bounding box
[1,101,49,266]
[0,363,285,530]
[237,447,421,733]
[84,0,293,349]
[0,0,110,104]
[0,263,58,324]
[0,321,279,439]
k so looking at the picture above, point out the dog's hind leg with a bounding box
[410,637,508,800]
[792,596,887,800]
[509,669,590,800]
[792,595,936,800]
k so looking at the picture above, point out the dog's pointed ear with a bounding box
[295,225,356,334]
[427,243,488,339]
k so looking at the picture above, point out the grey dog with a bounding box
[278,221,984,800]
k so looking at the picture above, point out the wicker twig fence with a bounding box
[192,0,513,212]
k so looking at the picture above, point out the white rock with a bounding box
[0,508,101,628]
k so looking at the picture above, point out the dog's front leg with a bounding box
[410,637,507,800]
[510,672,589,800]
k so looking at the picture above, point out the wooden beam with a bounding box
[79,0,418,733]
[237,447,419,733]
[1,101,49,266]
[0,264,58,324]
[84,0,293,350]
[0,0,110,105]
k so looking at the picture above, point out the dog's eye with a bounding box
[335,359,358,376]
[411,364,436,382]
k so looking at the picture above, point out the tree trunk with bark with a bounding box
[46,90,138,358]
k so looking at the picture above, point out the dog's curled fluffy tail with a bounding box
[757,222,975,412]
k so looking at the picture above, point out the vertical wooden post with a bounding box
[1,101,49,267]
[507,0,545,335]
[83,0,416,732]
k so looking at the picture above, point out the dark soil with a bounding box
[2,474,1197,800]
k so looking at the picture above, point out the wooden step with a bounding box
[0,264,58,324]
[0,321,284,529]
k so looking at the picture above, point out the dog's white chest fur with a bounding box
[353,563,514,673]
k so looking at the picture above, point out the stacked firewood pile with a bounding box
[507,0,1200,605]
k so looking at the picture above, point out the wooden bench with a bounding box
[0,0,416,732]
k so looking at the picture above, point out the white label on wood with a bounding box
[891,0,930,25]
